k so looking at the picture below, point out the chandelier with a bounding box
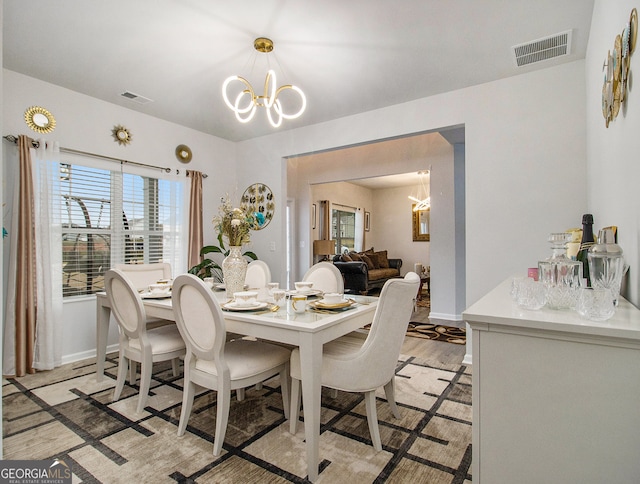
[408,170,430,211]
[222,37,306,128]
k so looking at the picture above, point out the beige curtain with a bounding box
[14,135,37,376]
[187,170,204,269]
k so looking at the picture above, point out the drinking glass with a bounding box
[576,287,615,321]
[516,278,546,310]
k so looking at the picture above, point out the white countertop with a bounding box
[463,278,640,342]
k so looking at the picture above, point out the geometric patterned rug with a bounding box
[3,353,472,483]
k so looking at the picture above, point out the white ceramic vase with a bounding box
[222,246,247,298]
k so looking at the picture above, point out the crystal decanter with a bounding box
[538,232,582,310]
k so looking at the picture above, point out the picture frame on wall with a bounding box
[312,204,317,229]
[364,211,370,232]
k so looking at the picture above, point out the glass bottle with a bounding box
[588,228,625,306]
[538,232,582,309]
[576,214,595,286]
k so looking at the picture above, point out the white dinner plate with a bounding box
[140,291,172,299]
[221,301,268,311]
[313,299,354,309]
[286,289,323,298]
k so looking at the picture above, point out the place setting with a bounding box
[307,292,357,313]
[139,280,173,299]
[285,281,324,298]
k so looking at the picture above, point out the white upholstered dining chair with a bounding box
[114,262,172,291]
[244,260,271,291]
[105,269,185,414]
[302,261,344,294]
[172,274,291,456]
[289,272,420,451]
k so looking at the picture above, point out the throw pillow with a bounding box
[360,254,376,270]
[375,250,389,268]
[367,252,381,269]
[364,247,375,254]
[341,252,352,262]
[349,252,362,261]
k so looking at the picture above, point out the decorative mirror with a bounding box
[175,144,192,163]
[412,204,430,241]
[24,106,56,134]
[241,183,274,230]
[112,125,132,145]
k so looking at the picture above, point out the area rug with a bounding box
[3,353,472,483]
[407,323,466,345]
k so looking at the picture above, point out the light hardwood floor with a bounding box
[401,303,467,368]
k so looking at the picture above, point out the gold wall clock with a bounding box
[112,125,132,145]
[241,183,274,230]
[24,106,56,134]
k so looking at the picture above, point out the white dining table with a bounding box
[95,290,378,482]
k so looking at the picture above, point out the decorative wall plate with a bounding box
[112,125,132,145]
[24,106,56,134]
[175,144,192,163]
[241,183,274,230]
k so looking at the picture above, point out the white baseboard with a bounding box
[462,353,473,365]
[428,312,463,321]
[61,343,119,366]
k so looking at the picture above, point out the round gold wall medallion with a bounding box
[175,144,192,163]
[24,106,56,134]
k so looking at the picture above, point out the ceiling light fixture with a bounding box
[222,37,306,128]
[409,170,430,211]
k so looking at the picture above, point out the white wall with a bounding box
[586,0,640,307]
[237,60,587,311]
[2,69,236,362]
[371,185,430,274]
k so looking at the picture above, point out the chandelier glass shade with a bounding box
[222,38,306,128]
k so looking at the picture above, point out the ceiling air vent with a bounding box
[513,30,572,67]
[120,91,154,104]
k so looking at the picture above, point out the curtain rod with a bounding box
[3,135,207,178]
[332,202,360,211]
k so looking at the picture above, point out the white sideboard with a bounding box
[463,279,640,484]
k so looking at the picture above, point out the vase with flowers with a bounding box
[211,195,258,297]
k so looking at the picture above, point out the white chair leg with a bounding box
[113,353,128,402]
[213,386,231,456]
[364,390,382,451]
[255,382,263,390]
[236,388,245,401]
[280,362,290,420]
[136,354,153,413]
[171,357,180,377]
[384,378,401,419]
[129,361,136,385]
[177,380,195,436]
[330,388,339,398]
[289,377,301,434]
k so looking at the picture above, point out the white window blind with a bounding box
[57,158,185,297]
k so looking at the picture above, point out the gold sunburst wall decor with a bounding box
[112,125,132,145]
[24,106,56,134]
[602,7,637,127]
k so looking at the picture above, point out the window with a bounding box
[57,159,185,297]
[331,209,355,254]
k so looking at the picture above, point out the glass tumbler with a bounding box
[576,287,615,321]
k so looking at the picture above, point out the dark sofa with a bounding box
[332,249,402,294]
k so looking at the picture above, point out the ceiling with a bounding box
[3,1,594,142]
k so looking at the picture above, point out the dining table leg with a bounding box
[298,333,323,482]
[95,299,110,381]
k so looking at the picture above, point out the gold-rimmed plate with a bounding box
[309,299,356,310]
